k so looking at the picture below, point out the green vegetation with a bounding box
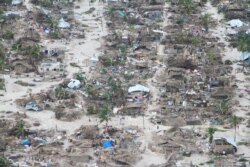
[124,73,134,80]
[98,105,113,127]
[2,31,14,39]
[207,52,216,62]
[108,7,116,21]
[27,44,41,60]
[15,80,35,87]
[40,0,54,7]
[14,120,25,138]
[176,16,184,27]
[55,86,69,100]
[87,104,97,114]
[237,141,249,146]
[108,77,120,93]
[205,159,214,164]
[11,42,21,52]
[12,42,41,66]
[200,13,212,31]
[0,43,4,58]
[70,62,81,69]
[0,13,6,24]
[0,156,11,167]
[50,31,61,39]
[207,127,217,144]
[0,43,7,72]
[178,0,194,14]
[75,73,86,84]
[216,98,229,114]
[0,79,5,91]
[47,18,59,29]
[100,68,107,74]
[236,32,250,52]
[0,58,6,71]
[191,36,201,47]
[26,88,32,98]
[239,158,248,162]
[101,91,112,101]
[230,115,240,142]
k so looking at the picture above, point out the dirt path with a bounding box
[179,2,250,165]
[204,1,250,139]
[0,0,107,133]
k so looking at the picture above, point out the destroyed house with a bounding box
[118,103,144,116]
[213,138,237,155]
[39,60,66,76]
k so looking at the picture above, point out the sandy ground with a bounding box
[1,1,250,167]
[0,1,167,166]
[178,2,250,166]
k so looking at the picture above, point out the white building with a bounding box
[39,60,66,76]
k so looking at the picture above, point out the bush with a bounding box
[50,31,60,39]
[87,105,97,114]
[0,156,11,167]
[2,31,14,39]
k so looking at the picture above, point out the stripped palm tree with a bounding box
[230,115,239,142]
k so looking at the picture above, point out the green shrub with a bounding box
[0,156,11,167]
[2,31,14,39]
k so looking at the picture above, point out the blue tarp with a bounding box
[102,140,113,149]
[116,10,126,17]
[22,139,30,146]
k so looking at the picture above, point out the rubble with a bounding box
[0,0,250,166]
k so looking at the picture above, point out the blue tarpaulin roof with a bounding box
[22,139,30,146]
[102,140,113,149]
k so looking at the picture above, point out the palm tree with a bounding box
[47,18,59,30]
[230,115,239,142]
[11,42,21,53]
[200,13,212,31]
[179,0,194,14]
[108,7,116,22]
[207,52,216,63]
[99,106,113,127]
[102,91,112,102]
[0,58,6,71]
[108,77,119,92]
[191,36,201,47]
[14,120,25,138]
[0,43,4,58]
[55,86,67,100]
[26,44,41,73]
[75,73,87,85]
[27,44,41,62]
[0,79,5,91]
[2,31,14,39]
[85,85,97,99]
[107,77,124,105]
[26,88,33,99]
[176,16,184,28]
[207,127,217,144]
[0,156,11,167]
[217,98,229,115]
